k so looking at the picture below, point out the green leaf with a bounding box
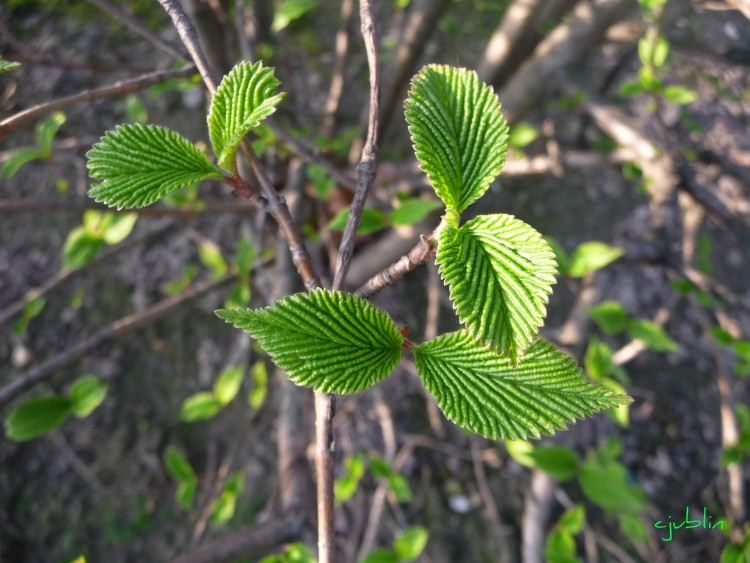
[544,236,569,277]
[626,319,677,351]
[210,490,237,526]
[208,61,285,170]
[588,301,628,335]
[100,213,138,245]
[708,326,735,347]
[0,58,21,73]
[216,289,403,394]
[601,378,629,428]
[389,198,443,226]
[360,549,399,563]
[508,122,539,149]
[213,365,245,406]
[198,240,228,278]
[328,207,386,235]
[164,446,196,481]
[12,296,46,337]
[721,543,750,563]
[1,147,43,179]
[225,472,245,496]
[307,163,335,199]
[249,360,268,409]
[558,504,585,535]
[125,94,148,123]
[544,529,578,563]
[5,396,73,441]
[568,242,623,277]
[638,35,669,68]
[235,236,255,279]
[437,214,557,363]
[579,456,646,513]
[584,337,615,380]
[414,331,631,440]
[369,455,392,478]
[176,479,197,510]
[387,474,412,502]
[68,375,108,418]
[87,123,222,209]
[271,0,318,32]
[394,526,429,561]
[335,453,365,502]
[180,392,223,421]
[405,65,508,213]
[528,446,578,481]
[663,85,698,105]
[36,111,66,157]
[505,439,535,467]
[62,227,104,269]
[619,512,648,544]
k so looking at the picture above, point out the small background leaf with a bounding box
[528,446,579,481]
[626,319,677,351]
[5,396,73,441]
[393,526,429,561]
[328,207,386,235]
[271,0,318,32]
[180,392,222,421]
[68,375,108,418]
[568,242,623,277]
[389,198,442,226]
[213,365,245,406]
[588,301,628,334]
[508,121,539,149]
[164,446,195,481]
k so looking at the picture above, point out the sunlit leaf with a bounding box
[208,61,284,170]
[217,289,403,394]
[528,446,578,481]
[414,331,631,440]
[626,319,677,351]
[328,207,386,235]
[271,0,318,32]
[437,214,557,363]
[36,111,66,157]
[568,241,623,278]
[180,392,222,421]
[213,365,244,406]
[405,65,508,213]
[62,227,104,269]
[87,123,222,209]
[0,58,21,73]
[588,301,628,335]
[508,121,539,149]
[1,147,42,179]
[394,526,429,561]
[198,240,228,278]
[663,85,698,105]
[68,375,107,418]
[390,198,443,226]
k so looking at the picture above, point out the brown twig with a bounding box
[0,66,197,143]
[321,0,355,137]
[85,0,188,61]
[354,225,440,299]
[0,272,236,407]
[0,222,176,327]
[168,516,303,563]
[471,441,509,563]
[0,199,255,217]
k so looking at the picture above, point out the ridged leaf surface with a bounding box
[404,65,508,213]
[208,61,284,170]
[414,331,631,440]
[216,289,403,394]
[437,214,557,364]
[87,124,222,209]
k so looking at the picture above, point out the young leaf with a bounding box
[176,479,197,510]
[579,455,646,513]
[1,147,43,179]
[437,214,557,364]
[0,58,21,73]
[394,526,429,561]
[164,445,196,481]
[180,392,222,421]
[508,122,539,149]
[389,198,443,226]
[558,504,586,535]
[210,490,237,526]
[626,319,677,352]
[271,0,318,32]
[213,365,245,406]
[5,396,73,441]
[528,446,579,481]
[216,289,403,394]
[249,360,268,409]
[68,375,108,418]
[328,207,386,235]
[198,240,228,278]
[405,65,508,213]
[588,301,628,335]
[87,123,222,209]
[663,85,698,105]
[568,241,623,277]
[36,111,66,157]
[413,331,630,440]
[584,337,615,380]
[208,61,285,170]
[62,227,104,269]
[360,549,400,563]
[100,213,138,245]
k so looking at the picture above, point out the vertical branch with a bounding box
[321,0,356,137]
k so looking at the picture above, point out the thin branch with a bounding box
[0,199,255,217]
[168,516,303,563]
[354,225,439,299]
[321,0,356,137]
[85,0,188,61]
[0,272,236,407]
[0,66,197,143]
[0,222,176,327]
